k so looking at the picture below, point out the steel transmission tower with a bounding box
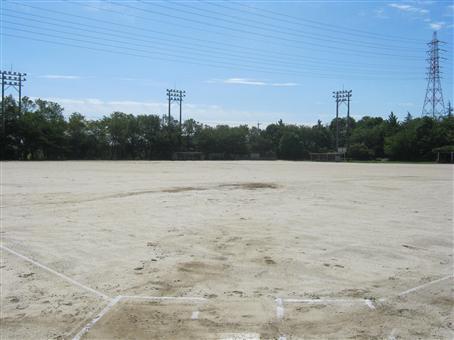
[422,31,446,117]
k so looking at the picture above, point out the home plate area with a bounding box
[80,296,375,339]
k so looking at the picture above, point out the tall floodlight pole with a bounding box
[166,88,186,128]
[1,72,4,118]
[334,92,340,151]
[177,90,186,130]
[19,76,22,113]
[166,88,173,125]
[422,31,446,117]
[333,90,352,152]
[1,70,27,137]
[345,90,352,148]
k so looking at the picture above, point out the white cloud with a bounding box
[389,4,412,11]
[224,78,268,86]
[39,74,82,80]
[388,3,428,15]
[270,82,300,87]
[387,2,449,31]
[208,78,299,87]
[32,96,295,126]
[429,21,446,30]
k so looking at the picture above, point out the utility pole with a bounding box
[166,88,173,125]
[346,91,352,148]
[334,92,340,151]
[422,31,446,117]
[332,90,352,152]
[257,122,261,130]
[177,90,186,130]
[447,101,453,117]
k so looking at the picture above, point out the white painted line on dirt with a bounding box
[284,298,365,304]
[72,295,122,340]
[388,328,398,340]
[66,306,107,338]
[398,274,453,297]
[121,295,207,302]
[191,311,199,320]
[1,245,109,300]
[364,299,376,310]
[219,333,260,340]
[276,298,284,319]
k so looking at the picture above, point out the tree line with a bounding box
[1,96,453,161]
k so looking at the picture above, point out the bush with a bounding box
[347,143,375,160]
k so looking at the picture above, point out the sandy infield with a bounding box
[1,161,453,339]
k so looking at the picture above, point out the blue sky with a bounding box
[2,0,453,126]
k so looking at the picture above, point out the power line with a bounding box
[148,0,422,52]
[108,1,424,59]
[2,17,427,77]
[9,2,431,70]
[1,28,424,81]
[206,0,423,44]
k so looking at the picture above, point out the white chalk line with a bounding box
[71,294,207,339]
[65,305,108,339]
[282,298,376,310]
[283,298,366,304]
[278,274,453,312]
[388,328,398,340]
[1,245,109,300]
[121,295,207,302]
[219,333,260,340]
[72,295,122,340]
[364,299,376,310]
[5,241,451,337]
[397,274,453,297]
[275,298,284,319]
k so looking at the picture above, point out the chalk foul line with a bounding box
[72,295,122,340]
[1,245,109,300]
[397,274,453,297]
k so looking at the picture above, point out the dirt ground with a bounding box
[1,161,453,339]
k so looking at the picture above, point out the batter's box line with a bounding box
[1,244,207,339]
[275,274,454,319]
[72,295,207,340]
[275,297,376,320]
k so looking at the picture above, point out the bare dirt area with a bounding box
[1,161,453,339]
